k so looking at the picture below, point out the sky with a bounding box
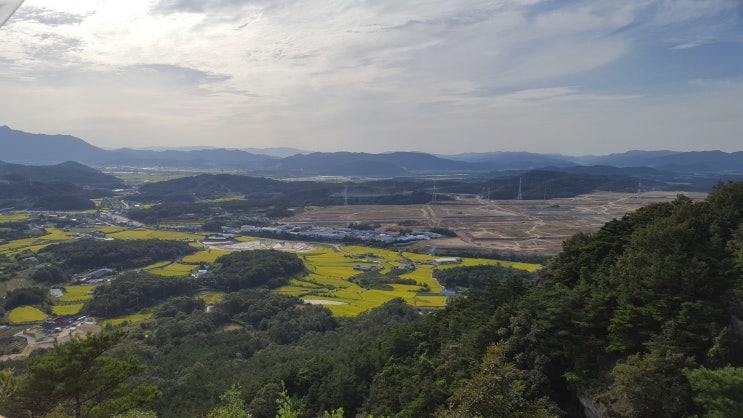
[1,0,742,155]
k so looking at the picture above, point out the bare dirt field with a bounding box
[282,191,707,257]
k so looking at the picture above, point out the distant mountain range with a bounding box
[2,126,743,188]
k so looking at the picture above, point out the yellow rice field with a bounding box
[143,260,171,270]
[52,304,84,316]
[96,226,127,234]
[149,263,195,277]
[182,249,230,264]
[60,285,96,302]
[278,244,540,316]
[106,228,204,241]
[0,214,30,223]
[8,306,48,323]
[0,228,76,256]
[102,313,153,327]
[437,257,541,272]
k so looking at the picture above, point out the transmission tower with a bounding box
[432,181,437,203]
[344,185,349,206]
[516,177,523,201]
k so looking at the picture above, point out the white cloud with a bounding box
[0,0,741,154]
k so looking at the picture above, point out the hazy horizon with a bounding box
[1,1,742,155]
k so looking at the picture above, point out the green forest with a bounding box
[2,182,743,417]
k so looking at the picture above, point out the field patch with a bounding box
[0,228,76,256]
[60,285,96,302]
[0,214,30,223]
[9,306,48,323]
[96,226,127,234]
[52,304,84,316]
[437,257,541,272]
[102,312,153,327]
[107,228,204,241]
[143,261,171,270]
[149,263,195,276]
[182,249,230,264]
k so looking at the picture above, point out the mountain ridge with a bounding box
[3,126,743,178]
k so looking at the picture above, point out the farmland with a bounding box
[276,245,540,316]
[0,214,30,223]
[8,306,48,323]
[0,227,76,256]
[3,193,663,322]
[106,228,204,241]
[52,303,84,316]
[59,286,96,302]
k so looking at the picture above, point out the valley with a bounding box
[0,155,737,418]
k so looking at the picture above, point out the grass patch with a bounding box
[0,277,32,298]
[110,172,189,184]
[212,196,246,202]
[197,292,225,305]
[8,306,48,323]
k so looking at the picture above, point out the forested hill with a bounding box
[0,160,123,210]
[0,181,101,211]
[344,181,743,417]
[0,161,121,210]
[0,160,123,188]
